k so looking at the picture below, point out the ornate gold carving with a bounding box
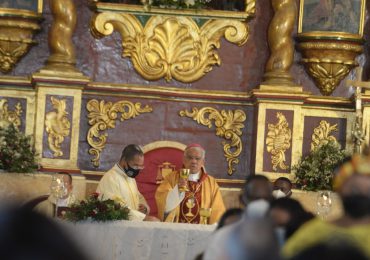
[87,99,153,167]
[179,107,246,175]
[297,37,363,96]
[91,11,249,82]
[311,120,338,151]
[266,112,291,171]
[45,97,71,157]
[263,0,297,85]
[0,10,42,73]
[0,99,22,129]
[42,0,81,74]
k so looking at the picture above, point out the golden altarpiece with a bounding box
[0,0,369,212]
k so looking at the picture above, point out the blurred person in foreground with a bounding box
[216,207,243,230]
[0,207,88,260]
[155,144,225,224]
[203,175,277,260]
[289,240,368,260]
[283,154,370,259]
[268,197,314,245]
[97,144,158,221]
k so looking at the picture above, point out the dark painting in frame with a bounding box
[299,0,365,36]
[0,0,42,13]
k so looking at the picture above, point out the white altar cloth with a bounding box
[61,220,216,260]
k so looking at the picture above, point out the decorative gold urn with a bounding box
[296,0,366,96]
[0,8,43,73]
[296,35,363,96]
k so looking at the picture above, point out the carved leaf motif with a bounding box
[179,107,246,175]
[87,99,153,167]
[0,41,31,73]
[266,112,291,171]
[45,97,71,157]
[311,120,338,151]
[306,63,353,96]
[91,13,249,82]
[0,99,23,130]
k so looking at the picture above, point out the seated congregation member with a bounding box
[155,144,225,224]
[49,172,76,208]
[283,154,370,259]
[273,177,293,199]
[97,144,158,221]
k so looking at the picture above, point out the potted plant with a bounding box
[292,141,349,191]
[64,192,130,222]
[0,124,38,173]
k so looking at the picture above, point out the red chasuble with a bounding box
[179,173,208,224]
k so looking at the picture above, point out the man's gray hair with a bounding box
[184,146,206,159]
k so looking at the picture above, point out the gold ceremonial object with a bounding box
[200,208,212,225]
[179,168,190,192]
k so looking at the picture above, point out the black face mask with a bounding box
[124,164,140,178]
[342,194,370,219]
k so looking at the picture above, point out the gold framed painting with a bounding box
[298,0,366,38]
[0,0,43,14]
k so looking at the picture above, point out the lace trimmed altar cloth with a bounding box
[61,220,216,260]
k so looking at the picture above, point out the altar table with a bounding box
[62,220,216,260]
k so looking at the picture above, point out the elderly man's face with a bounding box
[183,148,205,174]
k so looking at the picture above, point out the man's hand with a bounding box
[138,204,148,214]
[144,215,160,222]
[178,177,188,191]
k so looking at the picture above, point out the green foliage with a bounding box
[293,141,349,191]
[64,193,130,222]
[0,124,38,173]
[148,0,211,9]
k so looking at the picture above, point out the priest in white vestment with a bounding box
[97,144,157,221]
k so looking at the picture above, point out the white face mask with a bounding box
[272,189,287,199]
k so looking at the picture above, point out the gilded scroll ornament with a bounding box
[87,99,153,167]
[0,99,22,129]
[266,112,291,171]
[91,13,249,82]
[45,97,71,157]
[311,120,338,151]
[179,107,246,175]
